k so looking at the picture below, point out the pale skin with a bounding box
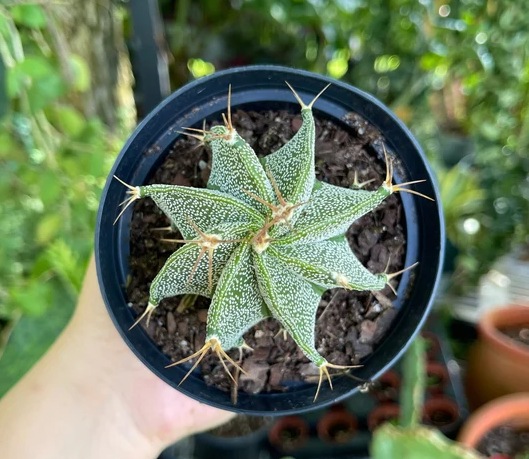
[0,255,234,459]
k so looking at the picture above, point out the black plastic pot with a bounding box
[95,65,444,415]
[192,430,266,459]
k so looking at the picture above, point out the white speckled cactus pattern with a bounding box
[116,83,429,399]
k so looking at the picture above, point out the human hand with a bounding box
[0,255,234,459]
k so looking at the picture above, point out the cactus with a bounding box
[116,83,431,400]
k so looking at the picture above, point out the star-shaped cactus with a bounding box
[116,83,432,400]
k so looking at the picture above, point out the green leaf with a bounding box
[206,243,270,350]
[12,56,55,80]
[254,250,325,365]
[46,105,85,137]
[35,170,63,207]
[6,66,22,99]
[44,240,84,295]
[10,4,47,29]
[0,13,9,37]
[36,213,63,245]
[7,57,65,109]
[69,55,91,92]
[0,130,20,158]
[371,424,482,459]
[277,182,389,245]
[9,281,52,317]
[140,184,264,240]
[269,237,386,291]
[206,126,275,214]
[0,54,7,118]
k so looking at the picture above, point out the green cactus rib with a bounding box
[206,125,275,214]
[263,109,315,211]
[275,181,391,245]
[118,82,427,399]
[263,82,328,211]
[138,184,264,239]
[149,222,251,303]
[206,243,270,350]
[268,237,387,291]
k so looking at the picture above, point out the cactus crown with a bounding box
[116,83,431,400]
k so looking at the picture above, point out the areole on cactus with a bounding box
[115,83,433,401]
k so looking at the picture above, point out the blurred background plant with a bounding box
[0,1,132,395]
[1,0,528,395]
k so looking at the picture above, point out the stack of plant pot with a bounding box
[457,303,529,458]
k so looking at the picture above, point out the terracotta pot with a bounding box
[317,408,357,443]
[268,415,310,452]
[426,361,449,395]
[373,370,401,402]
[422,396,460,434]
[458,393,529,449]
[367,403,400,432]
[465,304,529,409]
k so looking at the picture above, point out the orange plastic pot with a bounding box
[426,361,449,395]
[421,330,441,360]
[268,415,309,452]
[465,304,529,408]
[317,408,357,443]
[373,370,401,402]
[367,403,400,432]
[422,396,460,434]
[458,393,529,449]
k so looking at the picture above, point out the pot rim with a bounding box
[479,304,529,362]
[458,392,529,447]
[95,65,445,415]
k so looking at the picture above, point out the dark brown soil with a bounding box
[126,109,406,396]
[500,325,529,349]
[477,424,529,457]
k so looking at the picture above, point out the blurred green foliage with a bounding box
[0,4,123,395]
[161,0,529,288]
